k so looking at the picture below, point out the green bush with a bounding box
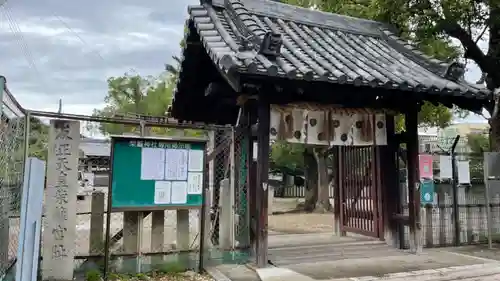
[85,269,102,281]
[152,261,186,274]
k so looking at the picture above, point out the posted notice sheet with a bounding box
[171,181,188,204]
[188,149,204,172]
[154,181,172,204]
[187,172,203,194]
[140,148,166,180]
[165,149,188,181]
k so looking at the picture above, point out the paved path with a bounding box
[209,233,500,281]
[255,263,500,281]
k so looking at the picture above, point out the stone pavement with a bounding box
[255,263,500,281]
[208,233,500,281]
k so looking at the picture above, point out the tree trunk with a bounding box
[314,148,333,213]
[302,146,333,212]
[489,113,500,152]
[303,148,318,211]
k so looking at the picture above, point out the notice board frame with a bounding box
[107,135,208,212]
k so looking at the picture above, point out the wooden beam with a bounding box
[204,82,235,97]
[245,104,257,251]
[405,106,422,253]
[255,98,271,268]
[380,116,400,247]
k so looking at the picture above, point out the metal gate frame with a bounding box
[338,146,383,238]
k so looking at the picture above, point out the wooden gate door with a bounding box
[338,146,383,238]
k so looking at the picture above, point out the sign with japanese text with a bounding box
[420,179,435,204]
[419,154,433,179]
[110,136,206,210]
[42,120,79,280]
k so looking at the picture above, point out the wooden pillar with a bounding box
[176,209,190,266]
[123,212,142,272]
[150,210,165,266]
[249,160,257,254]
[405,107,422,253]
[255,99,270,268]
[381,115,400,247]
[89,192,105,256]
[332,147,342,236]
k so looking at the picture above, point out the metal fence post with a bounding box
[450,135,460,246]
[0,75,8,279]
[483,152,493,249]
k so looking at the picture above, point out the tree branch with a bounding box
[474,25,488,44]
[437,19,500,87]
[437,21,485,64]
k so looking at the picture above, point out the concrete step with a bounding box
[269,241,401,266]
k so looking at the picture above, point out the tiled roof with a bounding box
[80,139,110,157]
[184,0,489,99]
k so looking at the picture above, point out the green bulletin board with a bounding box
[110,136,206,210]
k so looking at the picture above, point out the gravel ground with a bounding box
[268,213,334,234]
[268,198,335,234]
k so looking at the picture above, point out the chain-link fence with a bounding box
[0,112,240,278]
[0,80,27,280]
[202,127,250,266]
[0,78,251,279]
[399,135,496,248]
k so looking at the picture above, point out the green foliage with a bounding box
[134,273,149,281]
[28,116,49,160]
[270,141,305,173]
[467,132,489,180]
[91,72,202,138]
[85,269,102,281]
[107,273,122,281]
[91,73,173,135]
[151,261,186,274]
[467,133,490,154]
[0,116,49,187]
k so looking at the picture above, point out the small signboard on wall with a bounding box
[420,179,435,204]
[109,135,207,211]
[458,161,471,184]
[419,154,433,179]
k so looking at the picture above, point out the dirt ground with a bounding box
[267,198,500,264]
[268,198,334,234]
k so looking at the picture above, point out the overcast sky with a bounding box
[0,0,489,125]
[0,0,197,115]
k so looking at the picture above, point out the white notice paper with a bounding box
[171,181,188,204]
[439,155,453,179]
[458,161,471,184]
[154,181,172,204]
[188,149,204,172]
[165,149,188,181]
[141,148,166,180]
[187,172,203,194]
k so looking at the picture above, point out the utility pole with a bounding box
[57,99,62,114]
